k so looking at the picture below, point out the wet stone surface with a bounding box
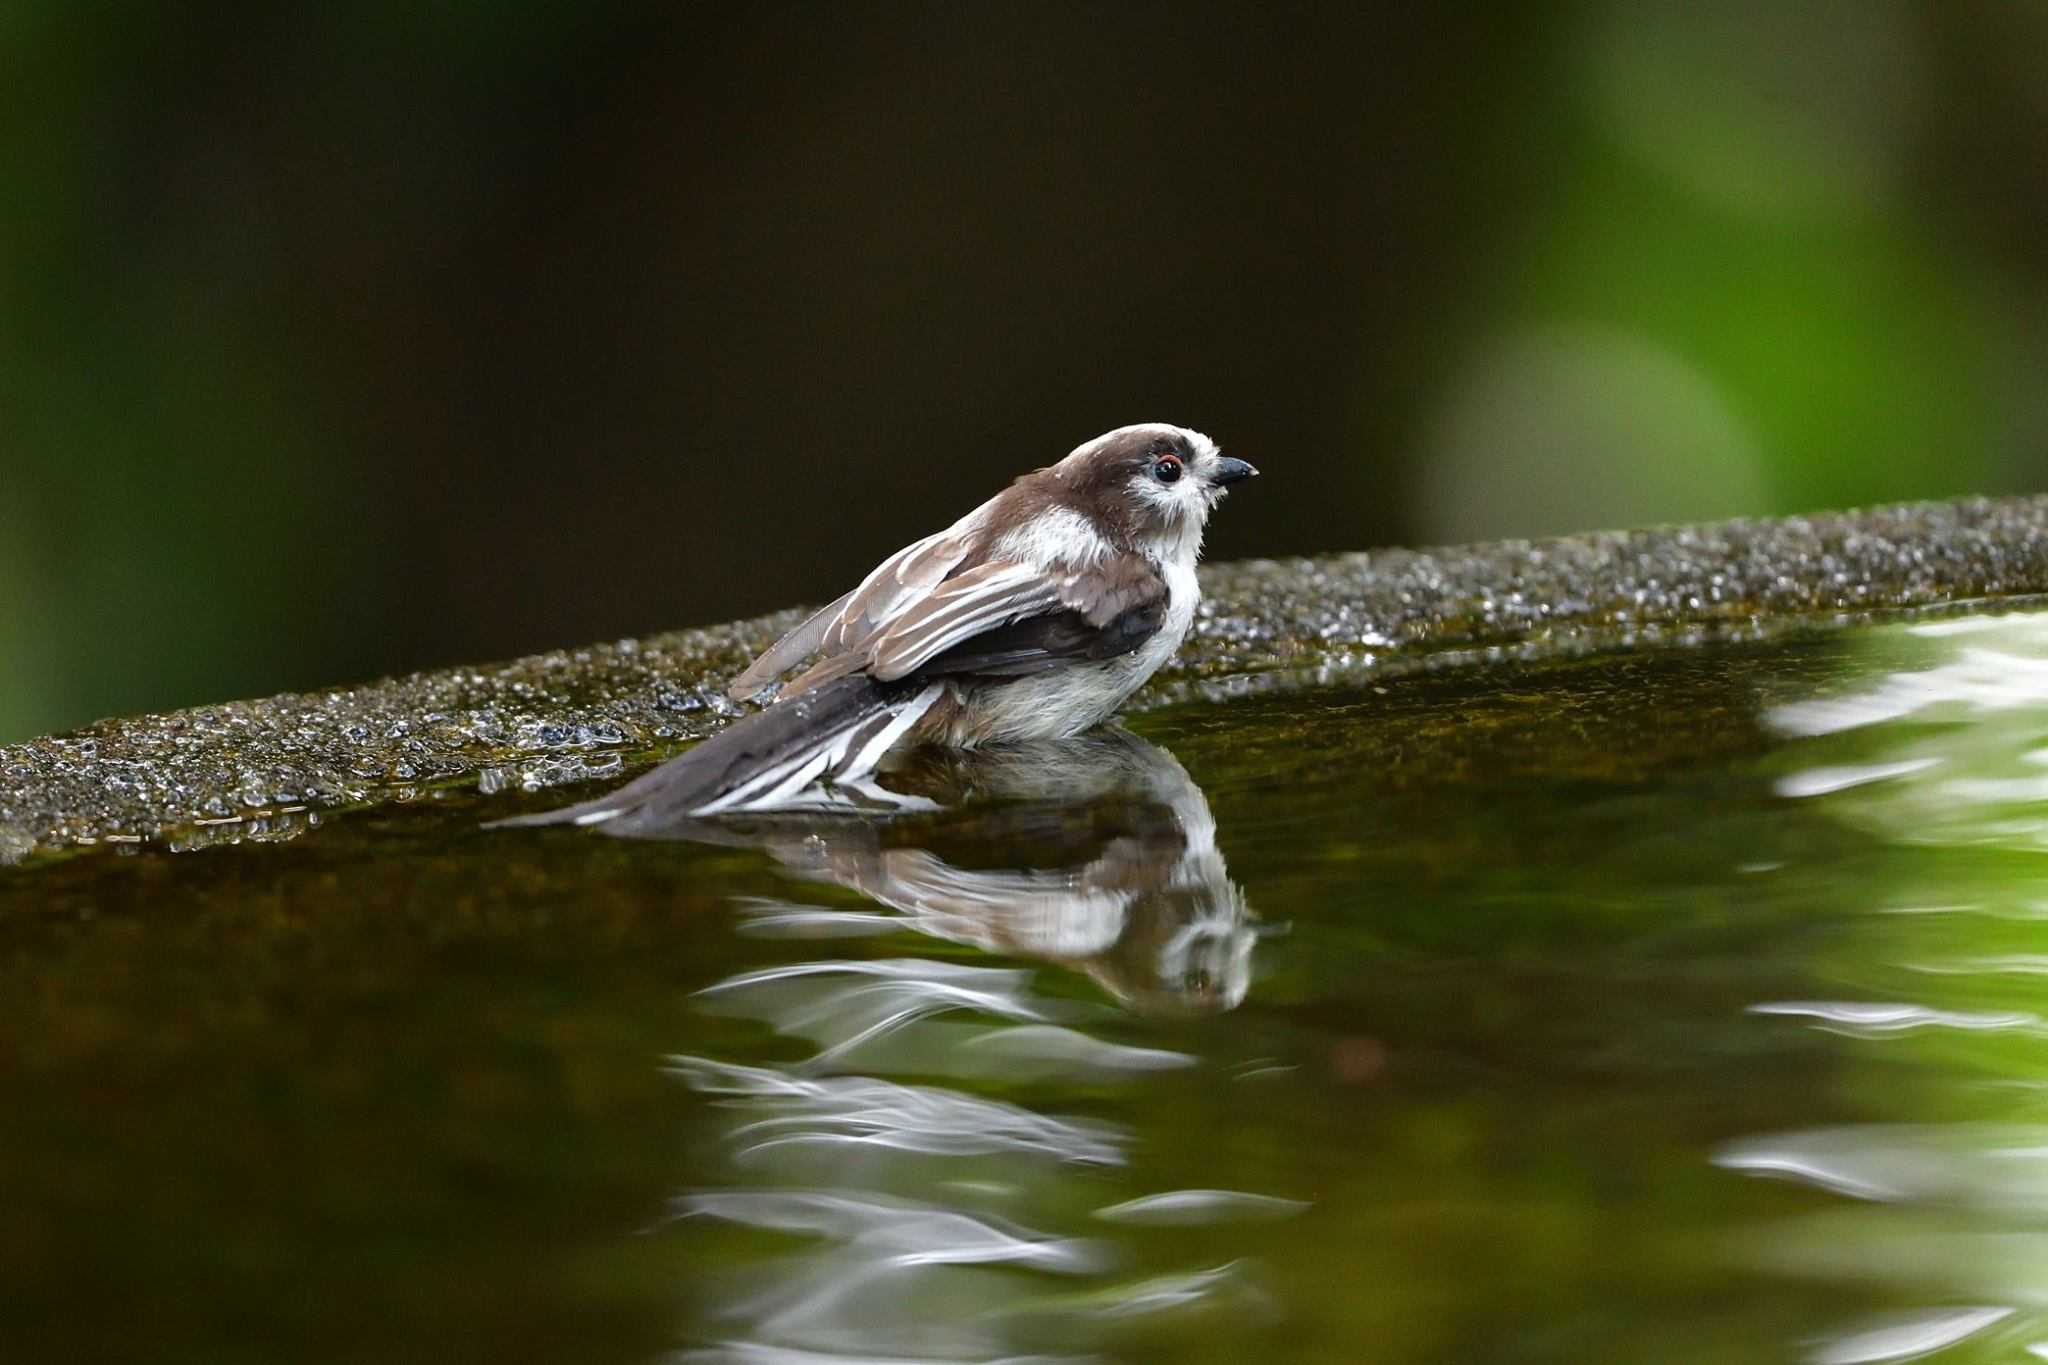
[4,495,2046,860]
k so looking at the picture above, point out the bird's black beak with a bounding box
[1209,456,1259,486]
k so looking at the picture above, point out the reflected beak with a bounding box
[1208,456,1259,487]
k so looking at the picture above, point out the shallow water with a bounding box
[8,612,2048,1363]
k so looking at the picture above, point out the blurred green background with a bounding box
[5,1,2045,743]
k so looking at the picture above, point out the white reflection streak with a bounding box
[675,1193,1105,1356]
[1910,616,2029,637]
[1749,1000,2042,1037]
[1942,775,2048,803]
[703,959,1044,1008]
[1774,759,1938,798]
[1714,1149,1900,1201]
[1770,638,2048,737]
[1084,1262,1251,1319]
[1716,1125,2048,1209]
[1714,1128,1917,1201]
[734,900,906,939]
[701,959,1050,1069]
[666,1057,1127,1167]
[1809,1306,2013,1365]
[679,1191,1104,1273]
[1910,955,2048,976]
[1092,1191,1310,1226]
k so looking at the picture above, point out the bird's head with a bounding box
[1052,423,1258,556]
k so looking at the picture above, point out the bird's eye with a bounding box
[1153,455,1183,484]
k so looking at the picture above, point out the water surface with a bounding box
[7,613,2048,1363]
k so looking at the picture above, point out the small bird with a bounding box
[493,423,1256,830]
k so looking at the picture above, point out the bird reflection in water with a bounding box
[613,725,1263,1016]
[634,730,1298,1363]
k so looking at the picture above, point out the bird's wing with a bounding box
[868,554,1169,682]
[864,560,1066,680]
[912,595,1167,677]
[727,499,996,700]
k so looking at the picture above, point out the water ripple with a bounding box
[662,733,1294,1361]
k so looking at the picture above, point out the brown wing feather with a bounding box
[727,588,857,699]
[778,553,1165,693]
[866,561,1061,681]
[820,521,983,654]
[1063,555,1165,627]
[726,497,998,700]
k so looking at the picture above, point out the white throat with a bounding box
[1143,514,1205,571]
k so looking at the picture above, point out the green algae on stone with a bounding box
[4,495,2047,860]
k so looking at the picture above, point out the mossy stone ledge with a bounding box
[5,495,2046,861]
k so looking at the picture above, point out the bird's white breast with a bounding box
[1138,557,1199,677]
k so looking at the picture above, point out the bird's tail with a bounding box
[485,675,943,833]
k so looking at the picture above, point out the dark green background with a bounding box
[8,1,2046,741]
